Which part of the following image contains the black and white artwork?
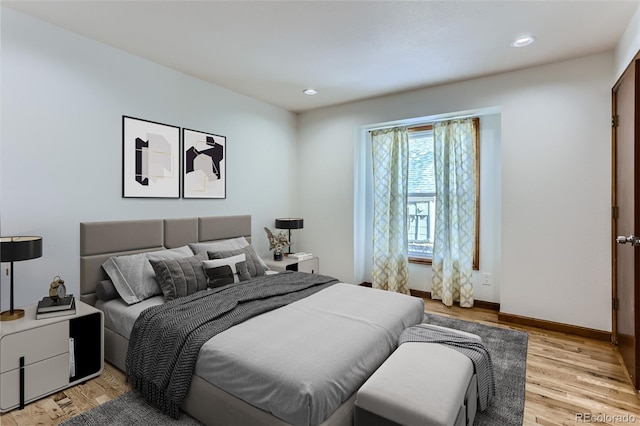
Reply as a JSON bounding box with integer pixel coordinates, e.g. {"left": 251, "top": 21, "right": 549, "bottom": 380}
{"left": 122, "top": 116, "right": 180, "bottom": 198}
{"left": 182, "top": 128, "right": 226, "bottom": 199}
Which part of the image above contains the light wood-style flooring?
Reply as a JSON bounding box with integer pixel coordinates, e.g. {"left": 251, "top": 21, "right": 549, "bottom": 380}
{"left": 2, "top": 298, "right": 640, "bottom": 425}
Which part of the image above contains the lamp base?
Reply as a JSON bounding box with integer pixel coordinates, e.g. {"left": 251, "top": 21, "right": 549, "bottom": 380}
{"left": 0, "top": 309, "right": 25, "bottom": 321}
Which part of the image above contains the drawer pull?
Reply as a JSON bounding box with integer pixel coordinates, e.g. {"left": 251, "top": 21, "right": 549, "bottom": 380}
{"left": 19, "top": 356, "right": 24, "bottom": 410}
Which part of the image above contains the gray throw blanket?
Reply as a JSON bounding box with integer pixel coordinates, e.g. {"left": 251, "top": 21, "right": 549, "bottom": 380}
{"left": 398, "top": 324, "right": 496, "bottom": 411}
{"left": 126, "top": 271, "right": 338, "bottom": 418}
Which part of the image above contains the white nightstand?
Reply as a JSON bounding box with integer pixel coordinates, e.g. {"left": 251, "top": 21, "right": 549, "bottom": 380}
{"left": 0, "top": 300, "right": 104, "bottom": 412}
{"left": 263, "top": 255, "right": 319, "bottom": 274}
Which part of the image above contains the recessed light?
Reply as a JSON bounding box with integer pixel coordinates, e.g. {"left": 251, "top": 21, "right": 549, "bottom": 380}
{"left": 303, "top": 88, "right": 318, "bottom": 95}
{"left": 511, "top": 36, "right": 536, "bottom": 48}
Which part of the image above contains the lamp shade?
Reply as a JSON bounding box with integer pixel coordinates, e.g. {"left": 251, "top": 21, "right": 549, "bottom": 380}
{"left": 1, "top": 236, "right": 43, "bottom": 262}
{"left": 275, "top": 218, "right": 304, "bottom": 230}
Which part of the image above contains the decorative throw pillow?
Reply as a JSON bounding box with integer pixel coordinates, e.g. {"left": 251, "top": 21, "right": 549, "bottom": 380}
{"left": 102, "top": 245, "right": 193, "bottom": 305}
{"left": 149, "top": 253, "right": 208, "bottom": 301}
{"left": 202, "top": 253, "right": 251, "bottom": 288}
{"left": 207, "top": 245, "right": 266, "bottom": 277}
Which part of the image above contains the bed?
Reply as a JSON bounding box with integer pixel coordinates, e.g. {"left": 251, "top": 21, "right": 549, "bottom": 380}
{"left": 79, "top": 215, "right": 424, "bottom": 426}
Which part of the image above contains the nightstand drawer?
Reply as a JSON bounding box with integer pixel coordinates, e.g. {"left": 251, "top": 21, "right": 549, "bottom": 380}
{"left": 0, "top": 353, "right": 69, "bottom": 411}
{"left": 298, "top": 257, "right": 319, "bottom": 274}
{"left": 0, "top": 322, "right": 68, "bottom": 373}
{"left": 263, "top": 256, "right": 319, "bottom": 273}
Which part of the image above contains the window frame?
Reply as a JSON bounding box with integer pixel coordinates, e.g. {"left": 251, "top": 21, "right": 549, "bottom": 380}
{"left": 407, "top": 119, "right": 480, "bottom": 270}
{"left": 407, "top": 125, "right": 436, "bottom": 264}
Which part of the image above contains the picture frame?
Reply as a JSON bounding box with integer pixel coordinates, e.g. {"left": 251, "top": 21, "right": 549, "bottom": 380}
{"left": 182, "top": 128, "right": 226, "bottom": 199}
{"left": 122, "top": 116, "right": 180, "bottom": 198}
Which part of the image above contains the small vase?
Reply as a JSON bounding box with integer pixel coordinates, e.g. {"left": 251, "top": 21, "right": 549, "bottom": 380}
{"left": 274, "top": 251, "right": 283, "bottom": 261}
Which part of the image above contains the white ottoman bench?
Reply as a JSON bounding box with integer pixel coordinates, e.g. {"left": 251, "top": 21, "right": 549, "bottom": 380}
{"left": 354, "top": 325, "right": 481, "bottom": 426}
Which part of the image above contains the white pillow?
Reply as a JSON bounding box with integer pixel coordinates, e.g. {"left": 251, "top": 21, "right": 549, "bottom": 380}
{"left": 202, "top": 253, "right": 251, "bottom": 287}
{"left": 102, "top": 245, "right": 193, "bottom": 305}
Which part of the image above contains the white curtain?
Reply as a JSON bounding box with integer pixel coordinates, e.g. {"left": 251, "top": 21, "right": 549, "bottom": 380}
{"left": 371, "top": 127, "right": 410, "bottom": 295}
{"left": 431, "top": 118, "right": 477, "bottom": 307}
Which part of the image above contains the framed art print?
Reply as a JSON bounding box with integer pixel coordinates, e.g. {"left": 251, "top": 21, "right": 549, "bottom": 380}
{"left": 122, "top": 116, "right": 180, "bottom": 198}
{"left": 182, "top": 128, "right": 226, "bottom": 199}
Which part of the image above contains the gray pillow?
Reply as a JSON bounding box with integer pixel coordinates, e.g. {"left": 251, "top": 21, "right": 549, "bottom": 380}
{"left": 102, "top": 245, "right": 193, "bottom": 305}
{"left": 149, "top": 253, "right": 208, "bottom": 301}
{"left": 202, "top": 253, "right": 251, "bottom": 288}
{"left": 96, "top": 279, "right": 119, "bottom": 301}
{"left": 207, "top": 245, "right": 266, "bottom": 277}
{"left": 190, "top": 237, "right": 269, "bottom": 270}
{"left": 189, "top": 237, "right": 249, "bottom": 255}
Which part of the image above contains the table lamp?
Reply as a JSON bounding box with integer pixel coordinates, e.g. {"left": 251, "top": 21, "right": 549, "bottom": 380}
{"left": 1, "top": 236, "right": 43, "bottom": 321}
{"left": 275, "top": 218, "right": 304, "bottom": 255}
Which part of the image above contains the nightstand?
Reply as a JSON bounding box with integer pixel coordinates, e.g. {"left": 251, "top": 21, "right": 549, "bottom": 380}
{"left": 0, "top": 300, "right": 104, "bottom": 412}
{"left": 263, "top": 256, "right": 319, "bottom": 274}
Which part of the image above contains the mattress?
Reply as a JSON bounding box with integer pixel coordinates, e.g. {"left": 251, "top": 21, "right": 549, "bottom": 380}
{"left": 98, "top": 283, "right": 424, "bottom": 426}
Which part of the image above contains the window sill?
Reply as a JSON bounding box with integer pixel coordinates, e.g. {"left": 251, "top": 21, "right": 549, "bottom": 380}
{"left": 408, "top": 257, "right": 480, "bottom": 271}
{"left": 409, "top": 257, "right": 432, "bottom": 265}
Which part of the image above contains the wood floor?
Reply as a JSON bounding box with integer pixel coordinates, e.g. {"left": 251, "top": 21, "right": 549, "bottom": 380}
{"left": 2, "top": 298, "right": 640, "bottom": 425}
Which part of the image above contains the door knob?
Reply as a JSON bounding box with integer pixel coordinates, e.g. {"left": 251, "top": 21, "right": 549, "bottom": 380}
{"left": 616, "top": 235, "right": 640, "bottom": 246}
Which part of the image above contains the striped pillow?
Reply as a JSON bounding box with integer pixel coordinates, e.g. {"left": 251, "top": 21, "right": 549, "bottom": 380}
{"left": 149, "top": 253, "right": 208, "bottom": 301}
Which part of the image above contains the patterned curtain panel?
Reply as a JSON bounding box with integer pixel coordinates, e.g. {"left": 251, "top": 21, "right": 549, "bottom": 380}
{"left": 431, "top": 118, "right": 477, "bottom": 307}
{"left": 371, "top": 127, "right": 410, "bottom": 295}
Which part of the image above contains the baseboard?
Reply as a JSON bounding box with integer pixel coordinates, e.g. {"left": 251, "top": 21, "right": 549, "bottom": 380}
{"left": 359, "top": 282, "right": 611, "bottom": 341}
{"left": 411, "top": 289, "right": 500, "bottom": 311}
{"left": 358, "top": 282, "right": 500, "bottom": 311}
{"left": 409, "top": 289, "right": 430, "bottom": 299}
{"left": 497, "top": 312, "right": 612, "bottom": 342}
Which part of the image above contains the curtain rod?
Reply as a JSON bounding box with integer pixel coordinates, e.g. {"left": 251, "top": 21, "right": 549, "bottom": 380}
{"left": 368, "top": 114, "right": 478, "bottom": 133}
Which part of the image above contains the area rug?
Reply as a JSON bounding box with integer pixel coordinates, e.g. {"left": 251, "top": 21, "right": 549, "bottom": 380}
{"left": 426, "top": 313, "right": 529, "bottom": 426}
{"left": 60, "top": 391, "right": 204, "bottom": 426}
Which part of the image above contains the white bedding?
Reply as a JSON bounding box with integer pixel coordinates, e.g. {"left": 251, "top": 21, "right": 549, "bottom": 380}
{"left": 97, "top": 295, "right": 163, "bottom": 337}
{"left": 98, "top": 283, "right": 424, "bottom": 426}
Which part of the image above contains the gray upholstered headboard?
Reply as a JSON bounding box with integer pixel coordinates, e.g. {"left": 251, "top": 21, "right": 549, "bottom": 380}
{"left": 79, "top": 215, "right": 251, "bottom": 306}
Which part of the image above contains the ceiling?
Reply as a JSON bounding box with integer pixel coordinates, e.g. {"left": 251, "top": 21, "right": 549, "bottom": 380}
{"left": 4, "top": 1, "right": 638, "bottom": 113}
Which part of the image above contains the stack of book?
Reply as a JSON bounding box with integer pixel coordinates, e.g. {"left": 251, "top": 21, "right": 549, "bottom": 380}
{"left": 36, "top": 295, "right": 76, "bottom": 319}
{"left": 289, "top": 252, "right": 313, "bottom": 260}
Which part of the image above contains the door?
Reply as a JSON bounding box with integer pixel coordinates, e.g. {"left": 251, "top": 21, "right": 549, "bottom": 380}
{"left": 613, "top": 55, "right": 640, "bottom": 391}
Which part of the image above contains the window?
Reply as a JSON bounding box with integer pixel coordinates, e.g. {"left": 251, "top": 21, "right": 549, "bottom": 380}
{"left": 407, "top": 125, "right": 436, "bottom": 263}
{"left": 407, "top": 122, "right": 480, "bottom": 269}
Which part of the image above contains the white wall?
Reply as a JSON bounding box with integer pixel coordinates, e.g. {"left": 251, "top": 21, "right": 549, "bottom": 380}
{"left": 298, "top": 53, "right": 613, "bottom": 331}
{"left": 616, "top": 4, "right": 640, "bottom": 80}
{"left": 0, "top": 8, "right": 298, "bottom": 309}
